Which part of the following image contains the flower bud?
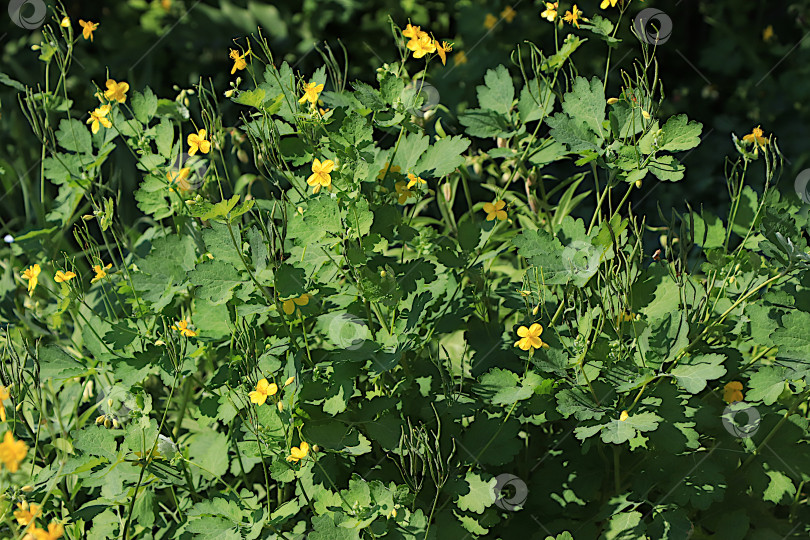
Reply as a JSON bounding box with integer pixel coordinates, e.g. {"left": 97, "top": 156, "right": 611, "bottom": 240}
{"left": 104, "top": 418, "right": 112, "bottom": 429}
{"left": 641, "top": 110, "right": 651, "bottom": 119}
{"left": 607, "top": 97, "right": 619, "bottom": 105}
{"left": 96, "top": 415, "right": 105, "bottom": 425}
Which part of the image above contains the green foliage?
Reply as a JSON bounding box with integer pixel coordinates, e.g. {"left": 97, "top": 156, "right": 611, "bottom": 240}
{"left": 2, "top": 3, "right": 810, "bottom": 540}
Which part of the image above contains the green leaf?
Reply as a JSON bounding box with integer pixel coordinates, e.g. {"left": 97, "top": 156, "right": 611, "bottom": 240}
{"left": 394, "top": 131, "right": 430, "bottom": 174}
{"left": 155, "top": 118, "right": 174, "bottom": 159}
{"left": 649, "top": 155, "right": 685, "bottom": 182}
{"left": 56, "top": 119, "right": 92, "bottom": 154}
{"left": 671, "top": 354, "right": 726, "bottom": 393}
{"left": 189, "top": 260, "right": 242, "bottom": 304}
{"left": 73, "top": 426, "right": 119, "bottom": 461}
{"left": 458, "top": 109, "right": 512, "bottom": 138}
{"left": 415, "top": 136, "right": 471, "bottom": 178}
{"left": 188, "top": 431, "right": 229, "bottom": 478}
{"left": 746, "top": 366, "right": 786, "bottom": 405}
{"left": 132, "top": 88, "right": 158, "bottom": 123}
{"left": 518, "top": 78, "right": 556, "bottom": 123}
{"left": 763, "top": 470, "right": 796, "bottom": 504}
{"left": 233, "top": 88, "right": 266, "bottom": 107}
{"left": 476, "top": 65, "right": 514, "bottom": 115}
{"left": 558, "top": 76, "right": 606, "bottom": 139}
{"left": 660, "top": 114, "right": 703, "bottom": 152}
{"left": 456, "top": 472, "right": 496, "bottom": 514}
{"left": 286, "top": 196, "right": 342, "bottom": 245}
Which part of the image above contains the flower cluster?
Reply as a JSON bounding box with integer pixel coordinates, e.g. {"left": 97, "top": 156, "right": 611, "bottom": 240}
{"left": 403, "top": 23, "right": 452, "bottom": 65}
{"left": 20, "top": 261, "right": 109, "bottom": 296}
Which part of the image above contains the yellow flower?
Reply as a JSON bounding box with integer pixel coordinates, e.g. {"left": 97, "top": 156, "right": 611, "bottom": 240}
{"left": 298, "top": 81, "right": 325, "bottom": 105}
{"left": 763, "top": 25, "right": 774, "bottom": 42}
{"left": 723, "top": 381, "right": 744, "bottom": 404}
{"left": 167, "top": 167, "right": 192, "bottom": 191}
{"left": 103, "top": 79, "right": 129, "bottom": 103}
{"left": 0, "top": 386, "right": 8, "bottom": 423}
{"left": 394, "top": 181, "right": 414, "bottom": 204}
{"left": 284, "top": 376, "right": 295, "bottom": 387}
{"left": 407, "top": 33, "right": 436, "bottom": 59}
{"left": 514, "top": 323, "right": 547, "bottom": 352}
{"left": 90, "top": 263, "right": 112, "bottom": 284}
{"left": 249, "top": 378, "right": 278, "bottom": 406}
{"left": 60, "top": 16, "right": 70, "bottom": 27}
{"left": 600, "top": 0, "right": 618, "bottom": 8}
{"left": 187, "top": 129, "right": 211, "bottom": 156}
{"left": 0, "top": 432, "right": 27, "bottom": 473}
{"left": 406, "top": 173, "right": 426, "bottom": 189}
{"left": 171, "top": 319, "right": 197, "bottom": 337}
{"left": 31, "top": 522, "right": 64, "bottom": 540}
{"left": 501, "top": 6, "right": 517, "bottom": 23}
{"left": 87, "top": 104, "right": 112, "bottom": 134}
{"left": 563, "top": 5, "right": 584, "bottom": 28}
{"left": 619, "top": 410, "right": 629, "bottom": 421}
{"left": 376, "top": 162, "right": 401, "bottom": 180}
{"left": 483, "top": 200, "right": 507, "bottom": 221}
{"left": 229, "top": 48, "right": 248, "bottom": 74}
{"left": 484, "top": 13, "right": 498, "bottom": 29}
{"left": 54, "top": 270, "right": 77, "bottom": 283}
{"left": 78, "top": 20, "right": 98, "bottom": 41}
{"left": 454, "top": 51, "right": 468, "bottom": 66}
{"left": 742, "top": 125, "right": 768, "bottom": 148}
{"left": 307, "top": 158, "right": 335, "bottom": 194}
{"left": 21, "top": 264, "right": 41, "bottom": 294}
{"left": 282, "top": 293, "right": 310, "bottom": 315}
{"left": 402, "top": 23, "right": 425, "bottom": 40}
{"left": 13, "top": 501, "right": 40, "bottom": 526}
{"left": 616, "top": 311, "right": 635, "bottom": 324}
{"left": 434, "top": 40, "right": 453, "bottom": 66}
{"left": 541, "top": 2, "right": 558, "bottom": 22}
{"left": 286, "top": 441, "right": 309, "bottom": 462}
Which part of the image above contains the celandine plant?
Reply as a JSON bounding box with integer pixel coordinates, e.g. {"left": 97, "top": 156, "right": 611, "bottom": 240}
{"left": 1, "top": 1, "right": 810, "bottom": 539}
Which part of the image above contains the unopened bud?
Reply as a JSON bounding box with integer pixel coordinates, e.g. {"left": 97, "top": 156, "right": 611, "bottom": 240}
{"left": 277, "top": 402, "right": 283, "bottom": 412}
{"left": 635, "top": 179, "right": 642, "bottom": 189}
{"left": 104, "top": 418, "right": 112, "bottom": 429}
{"left": 21, "top": 485, "right": 33, "bottom": 492}
{"left": 311, "top": 444, "right": 320, "bottom": 453}
{"left": 82, "top": 214, "right": 95, "bottom": 221}
{"left": 607, "top": 97, "right": 619, "bottom": 105}
{"left": 96, "top": 415, "right": 105, "bottom": 425}
{"left": 112, "top": 418, "right": 120, "bottom": 429}
{"left": 532, "top": 305, "right": 539, "bottom": 315}
{"left": 641, "top": 110, "right": 651, "bottom": 119}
